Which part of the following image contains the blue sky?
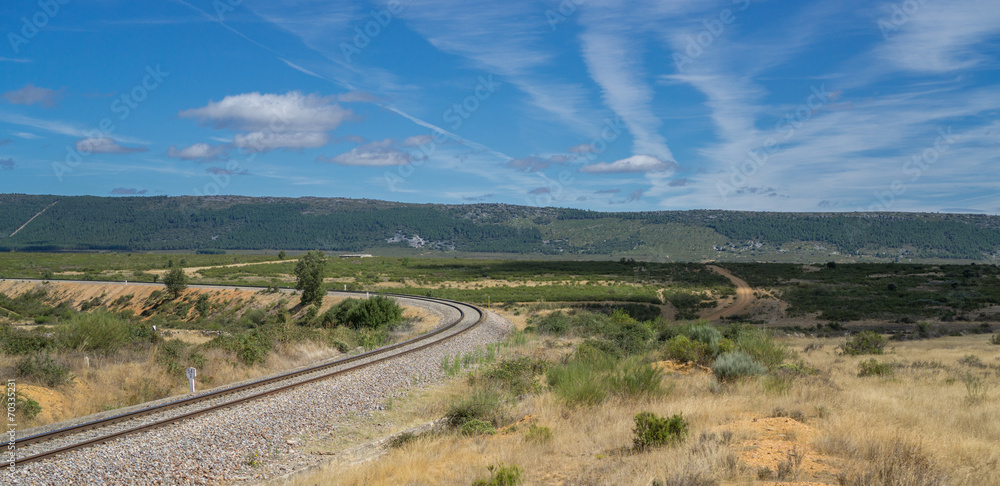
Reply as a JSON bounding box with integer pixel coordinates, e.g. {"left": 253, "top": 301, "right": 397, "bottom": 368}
{"left": 1, "top": 0, "right": 998, "bottom": 213}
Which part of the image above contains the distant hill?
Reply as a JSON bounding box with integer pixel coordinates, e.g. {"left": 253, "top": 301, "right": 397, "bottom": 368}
{"left": 1, "top": 194, "right": 999, "bottom": 262}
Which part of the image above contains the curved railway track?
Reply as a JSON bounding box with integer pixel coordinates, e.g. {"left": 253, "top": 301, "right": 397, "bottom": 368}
{"left": 8, "top": 282, "right": 485, "bottom": 468}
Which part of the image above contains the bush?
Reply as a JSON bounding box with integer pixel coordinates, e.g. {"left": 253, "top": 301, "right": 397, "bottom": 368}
{"left": 331, "top": 296, "right": 403, "bottom": 330}
{"left": 664, "top": 335, "right": 702, "bottom": 364}
{"left": 857, "top": 359, "right": 895, "bottom": 377}
{"left": 712, "top": 351, "right": 767, "bottom": 381}
{"left": 459, "top": 419, "right": 497, "bottom": 436}
{"left": 990, "top": 333, "right": 1000, "bottom": 345}
{"left": 16, "top": 353, "right": 72, "bottom": 387}
{"left": 686, "top": 324, "right": 722, "bottom": 353}
{"left": 525, "top": 424, "right": 552, "bottom": 443}
{"left": 209, "top": 329, "right": 273, "bottom": 365}
{"left": 15, "top": 393, "right": 42, "bottom": 420}
{"left": 633, "top": 411, "right": 688, "bottom": 451}
{"left": 609, "top": 357, "right": 665, "bottom": 399}
{"left": 57, "top": 310, "right": 158, "bottom": 353}
{"left": 733, "top": 327, "right": 792, "bottom": 368}
{"left": 471, "top": 464, "right": 523, "bottom": 486}
{"left": 602, "top": 317, "right": 653, "bottom": 355}
{"left": 478, "top": 357, "right": 546, "bottom": 396}
{"left": 330, "top": 339, "right": 349, "bottom": 353}
{"left": 446, "top": 389, "right": 504, "bottom": 428}
{"left": 546, "top": 359, "right": 608, "bottom": 406}
{"left": 0, "top": 323, "right": 53, "bottom": 355}
{"left": 841, "top": 331, "right": 888, "bottom": 356}
{"left": 546, "top": 344, "right": 617, "bottom": 406}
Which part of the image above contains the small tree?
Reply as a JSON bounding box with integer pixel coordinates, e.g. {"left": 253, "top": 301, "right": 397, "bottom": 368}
{"left": 278, "top": 250, "right": 287, "bottom": 260}
{"left": 294, "top": 250, "right": 326, "bottom": 306}
{"left": 163, "top": 267, "right": 187, "bottom": 299}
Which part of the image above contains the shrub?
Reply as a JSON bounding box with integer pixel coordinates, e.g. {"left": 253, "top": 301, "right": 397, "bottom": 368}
{"left": 841, "top": 331, "right": 888, "bottom": 356}
{"left": 525, "top": 424, "right": 552, "bottom": 443}
{"left": 0, "top": 324, "right": 53, "bottom": 355}
{"left": 478, "top": 357, "right": 546, "bottom": 396}
{"left": 459, "top": 419, "right": 497, "bottom": 436}
{"left": 546, "top": 359, "right": 608, "bottom": 406}
{"left": 991, "top": 333, "right": 1000, "bottom": 345}
{"left": 545, "top": 344, "right": 617, "bottom": 406}
{"left": 664, "top": 335, "right": 701, "bottom": 363}
{"left": 16, "top": 354, "right": 72, "bottom": 387}
{"left": 332, "top": 296, "right": 403, "bottom": 330}
{"left": 609, "top": 357, "right": 665, "bottom": 399}
{"left": 388, "top": 432, "right": 417, "bottom": 448}
{"left": 471, "top": 464, "right": 523, "bottom": 486}
{"left": 330, "top": 339, "right": 349, "bottom": 353}
{"left": 446, "top": 389, "right": 504, "bottom": 428}
{"left": 712, "top": 351, "right": 766, "bottom": 381}
{"left": 686, "top": 324, "right": 722, "bottom": 353}
{"left": 857, "top": 359, "right": 895, "bottom": 377}
{"left": 57, "top": 310, "right": 156, "bottom": 353}
{"left": 534, "top": 311, "right": 572, "bottom": 335}
{"left": 15, "top": 393, "right": 42, "bottom": 420}
{"left": 964, "top": 373, "right": 988, "bottom": 404}
{"left": 633, "top": 411, "right": 688, "bottom": 451}
{"left": 733, "top": 327, "right": 792, "bottom": 368}
{"left": 602, "top": 318, "right": 653, "bottom": 355}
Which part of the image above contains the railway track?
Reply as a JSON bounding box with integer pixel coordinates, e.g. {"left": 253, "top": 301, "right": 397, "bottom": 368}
{"left": 10, "top": 287, "right": 484, "bottom": 467}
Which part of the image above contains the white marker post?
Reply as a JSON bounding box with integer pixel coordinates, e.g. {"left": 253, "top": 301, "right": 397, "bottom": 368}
{"left": 186, "top": 367, "right": 197, "bottom": 394}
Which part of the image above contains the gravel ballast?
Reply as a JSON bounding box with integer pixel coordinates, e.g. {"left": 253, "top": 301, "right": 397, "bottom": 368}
{"left": 10, "top": 309, "right": 512, "bottom": 485}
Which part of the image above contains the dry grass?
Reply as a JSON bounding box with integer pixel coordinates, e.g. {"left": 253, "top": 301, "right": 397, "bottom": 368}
{"left": 283, "top": 334, "right": 1000, "bottom": 486}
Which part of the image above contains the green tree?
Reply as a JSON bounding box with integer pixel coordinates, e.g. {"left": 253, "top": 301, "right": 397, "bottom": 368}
{"left": 294, "top": 251, "right": 326, "bottom": 306}
{"left": 163, "top": 267, "right": 187, "bottom": 299}
{"left": 278, "top": 250, "right": 287, "bottom": 260}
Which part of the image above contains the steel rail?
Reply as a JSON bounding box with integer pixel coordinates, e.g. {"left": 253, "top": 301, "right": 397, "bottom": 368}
{"left": 12, "top": 287, "right": 485, "bottom": 466}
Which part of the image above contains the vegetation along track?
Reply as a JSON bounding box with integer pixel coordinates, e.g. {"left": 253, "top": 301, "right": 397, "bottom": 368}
{"left": 8, "top": 280, "right": 485, "bottom": 467}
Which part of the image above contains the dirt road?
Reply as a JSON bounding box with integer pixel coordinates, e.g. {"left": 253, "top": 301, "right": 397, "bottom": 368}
{"left": 147, "top": 258, "right": 298, "bottom": 277}
{"left": 702, "top": 265, "right": 755, "bottom": 320}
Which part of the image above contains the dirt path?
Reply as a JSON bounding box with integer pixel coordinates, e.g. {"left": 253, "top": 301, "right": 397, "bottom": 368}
{"left": 147, "top": 258, "right": 298, "bottom": 277}
{"left": 702, "top": 264, "right": 755, "bottom": 320}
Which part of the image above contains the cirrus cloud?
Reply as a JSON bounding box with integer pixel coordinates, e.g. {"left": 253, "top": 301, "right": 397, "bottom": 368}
{"left": 579, "top": 154, "right": 676, "bottom": 174}
{"left": 75, "top": 137, "right": 147, "bottom": 154}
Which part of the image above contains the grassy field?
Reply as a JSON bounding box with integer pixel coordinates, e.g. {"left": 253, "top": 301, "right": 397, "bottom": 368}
{"left": 287, "top": 311, "right": 1000, "bottom": 486}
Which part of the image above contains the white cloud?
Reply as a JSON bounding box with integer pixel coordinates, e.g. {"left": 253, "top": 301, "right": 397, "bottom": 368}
{"left": 178, "top": 92, "right": 352, "bottom": 132}
{"left": 581, "top": 155, "right": 676, "bottom": 174}
{"left": 402, "top": 135, "right": 433, "bottom": 147}
{"left": 579, "top": 8, "right": 675, "bottom": 163}
{"left": 75, "top": 137, "right": 147, "bottom": 154}
{"left": 317, "top": 139, "right": 412, "bottom": 166}
{"left": 2, "top": 84, "right": 64, "bottom": 108}
{"left": 234, "top": 131, "right": 329, "bottom": 153}
{"left": 874, "top": 0, "right": 1000, "bottom": 73}
{"left": 167, "top": 143, "right": 228, "bottom": 161}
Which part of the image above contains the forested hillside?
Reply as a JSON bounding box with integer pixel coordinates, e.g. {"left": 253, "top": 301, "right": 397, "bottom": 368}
{"left": 1, "top": 194, "right": 999, "bottom": 261}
